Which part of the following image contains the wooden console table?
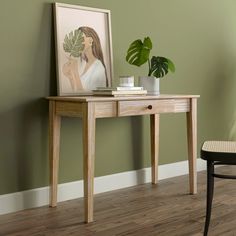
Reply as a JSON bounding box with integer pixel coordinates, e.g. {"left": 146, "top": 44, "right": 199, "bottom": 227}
{"left": 47, "top": 94, "right": 199, "bottom": 223}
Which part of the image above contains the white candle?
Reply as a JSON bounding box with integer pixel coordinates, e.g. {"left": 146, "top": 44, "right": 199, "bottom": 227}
{"left": 119, "top": 76, "right": 134, "bottom": 87}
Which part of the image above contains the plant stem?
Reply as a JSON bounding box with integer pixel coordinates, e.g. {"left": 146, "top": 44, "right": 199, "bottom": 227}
{"left": 148, "top": 59, "right": 151, "bottom": 76}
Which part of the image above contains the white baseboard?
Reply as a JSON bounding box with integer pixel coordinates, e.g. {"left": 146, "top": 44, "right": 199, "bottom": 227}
{"left": 0, "top": 159, "right": 206, "bottom": 215}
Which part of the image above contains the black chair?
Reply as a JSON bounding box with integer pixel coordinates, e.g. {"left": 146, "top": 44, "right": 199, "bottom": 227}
{"left": 201, "top": 141, "right": 236, "bottom": 236}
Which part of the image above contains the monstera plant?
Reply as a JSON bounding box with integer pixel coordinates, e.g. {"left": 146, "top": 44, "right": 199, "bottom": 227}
{"left": 126, "top": 37, "right": 175, "bottom": 78}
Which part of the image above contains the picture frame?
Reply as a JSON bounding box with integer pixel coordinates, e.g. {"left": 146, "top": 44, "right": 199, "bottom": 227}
{"left": 54, "top": 3, "right": 114, "bottom": 96}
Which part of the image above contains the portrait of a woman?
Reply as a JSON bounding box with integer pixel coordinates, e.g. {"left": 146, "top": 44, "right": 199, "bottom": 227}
{"left": 62, "top": 26, "right": 108, "bottom": 91}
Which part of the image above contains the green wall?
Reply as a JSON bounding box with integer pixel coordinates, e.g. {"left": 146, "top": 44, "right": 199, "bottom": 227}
{"left": 1, "top": 0, "right": 236, "bottom": 195}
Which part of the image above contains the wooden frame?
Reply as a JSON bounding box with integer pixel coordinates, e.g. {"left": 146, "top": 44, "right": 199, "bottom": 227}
{"left": 54, "top": 3, "right": 113, "bottom": 96}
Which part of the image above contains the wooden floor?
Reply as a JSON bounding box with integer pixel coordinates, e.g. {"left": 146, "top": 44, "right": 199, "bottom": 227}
{"left": 1, "top": 167, "right": 236, "bottom": 236}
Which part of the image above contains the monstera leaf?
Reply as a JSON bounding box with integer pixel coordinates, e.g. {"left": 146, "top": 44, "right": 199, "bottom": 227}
{"left": 149, "top": 56, "right": 175, "bottom": 78}
{"left": 126, "top": 37, "right": 152, "bottom": 66}
{"left": 63, "top": 29, "right": 84, "bottom": 57}
{"left": 126, "top": 36, "right": 175, "bottom": 78}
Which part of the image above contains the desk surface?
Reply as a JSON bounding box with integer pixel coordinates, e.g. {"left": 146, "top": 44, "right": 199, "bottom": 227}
{"left": 47, "top": 94, "right": 200, "bottom": 102}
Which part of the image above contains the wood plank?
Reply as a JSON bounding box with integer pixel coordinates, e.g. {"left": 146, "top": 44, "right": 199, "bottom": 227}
{"left": 94, "top": 101, "right": 117, "bottom": 118}
{"left": 186, "top": 98, "right": 197, "bottom": 194}
{"left": 49, "top": 101, "right": 61, "bottom": 207}
{"left": 55, "top": 101, "right": 83, "bottom": 117}
{"left": 174, "top": 98, "right": 190, "bottom": 112}
{"left": 150, "top": 114, "right": 160, "bottom": 184}
{"left": 1, "top": 167, "right": 236, "bottom": 235}
{"left": 47, "top": 94, "right": 200, "bottom": 102}
{"left": 82, "top": 103, "right": 96, "bottom": 223}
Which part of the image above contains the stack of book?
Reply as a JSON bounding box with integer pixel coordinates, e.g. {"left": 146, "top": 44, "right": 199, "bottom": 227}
{"left": 93, "top": 86, "right": 147, "bottom": 97}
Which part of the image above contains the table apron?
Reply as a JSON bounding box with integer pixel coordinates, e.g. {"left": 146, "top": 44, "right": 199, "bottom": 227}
{"left": 54, "top": 98, "right": 191, "bottom": 118}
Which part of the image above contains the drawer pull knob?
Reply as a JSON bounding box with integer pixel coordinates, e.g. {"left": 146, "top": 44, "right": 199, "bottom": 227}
{"left": 147, "top": 105, "right": 152, "bottom": 110}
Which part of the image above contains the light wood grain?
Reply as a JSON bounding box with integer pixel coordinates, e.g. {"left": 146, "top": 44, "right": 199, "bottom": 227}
{"left": 117, "top": 99, "right": 190, "bottom": 117}
{"left": 150, "top": 114, "right": 160, "bottom": 184}
{"left": 186, "top": 98, "right": 197, "bottom": 194}
{"left": 94, "top": 101, "right": 117, "bottom": 118}
{"left": 55, "top": 101, "right": 83, "bottom": 117}
{"left": 47, "top": 94, "right": 200, "bottom": 102}
{"left": 82, "top": 103, "right": 96, "bottom": 223}
{"left": 174, "top": 98, "right": 190, "bottom": 112}
{"left": 49, "top": 101, "right": 61, "bottom": 207}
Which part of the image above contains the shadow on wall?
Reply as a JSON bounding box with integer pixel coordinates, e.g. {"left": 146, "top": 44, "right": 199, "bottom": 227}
{"left": 17, "top": 99, "right": 49, "bottom": 208}
{"left": 229, "top": 110, "right": 236, "bottom": 140}
{"left": 30, "top": 2, "right": 57, "bottom": 97}
{"left": 49, "top": 3, "right": 57, "bottom": 96}
{"left": 14, "top": 3, "right": 58, "bottom": 194}
{"left": 0, "top": 99, "right": 48, "bottom": 195}
{"left": 42, "top": 3, "right": 57, "bottom": 96}
{"left": 0, "top": 3, "right": 57, "bottom": 197}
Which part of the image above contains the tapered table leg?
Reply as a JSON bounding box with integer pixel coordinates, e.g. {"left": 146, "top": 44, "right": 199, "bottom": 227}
{"left": 83, "top": 103, "right": 96, "bottom": 223}
{"left": 49, "top": 101, "right": 61, "bottom": 207}
{"left": 150, "top": 114, "right": 160, "bottom": 184}
{"left": 186, "top": 98, "right": 197, "bottom": 194}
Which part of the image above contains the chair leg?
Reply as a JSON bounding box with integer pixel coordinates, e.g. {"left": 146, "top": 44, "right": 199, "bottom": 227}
{"left": 204, "top": 161, "right": 215, "bottom": 236}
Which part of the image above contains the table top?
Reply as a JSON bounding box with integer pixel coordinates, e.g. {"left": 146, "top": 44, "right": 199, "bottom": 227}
{"left": 47, "top": 94, "right": 200, "bottom": 102}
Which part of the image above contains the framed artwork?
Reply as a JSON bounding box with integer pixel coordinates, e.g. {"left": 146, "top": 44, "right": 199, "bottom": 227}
{"left": 54, "top": 3, "right": 113, "bottom": 96}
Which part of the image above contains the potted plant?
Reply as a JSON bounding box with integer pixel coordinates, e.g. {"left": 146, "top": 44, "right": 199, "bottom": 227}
{"left": 126, "top": 36, "right": 175, "bottom": 95}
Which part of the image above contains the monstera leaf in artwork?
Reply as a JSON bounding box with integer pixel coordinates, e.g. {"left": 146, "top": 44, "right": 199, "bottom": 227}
{"left": 63, "top": 29, "right": 84, "bottom": 57}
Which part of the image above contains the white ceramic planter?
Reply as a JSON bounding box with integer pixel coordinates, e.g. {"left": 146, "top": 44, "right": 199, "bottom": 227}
{"left": 139, "top": 76, "right": 160, "bottom": 95}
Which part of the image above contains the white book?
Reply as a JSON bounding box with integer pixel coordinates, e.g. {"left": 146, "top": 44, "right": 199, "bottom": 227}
{"left": 96, "top": 86, "right": 143, "bottom": 91}
{"left": 93, "top": 89, "right": 147, "bottom": 96}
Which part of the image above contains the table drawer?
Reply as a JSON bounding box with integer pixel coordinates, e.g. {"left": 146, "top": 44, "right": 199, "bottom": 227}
{"left": 117, "top": 99, "right": 190, "bottom": 116}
